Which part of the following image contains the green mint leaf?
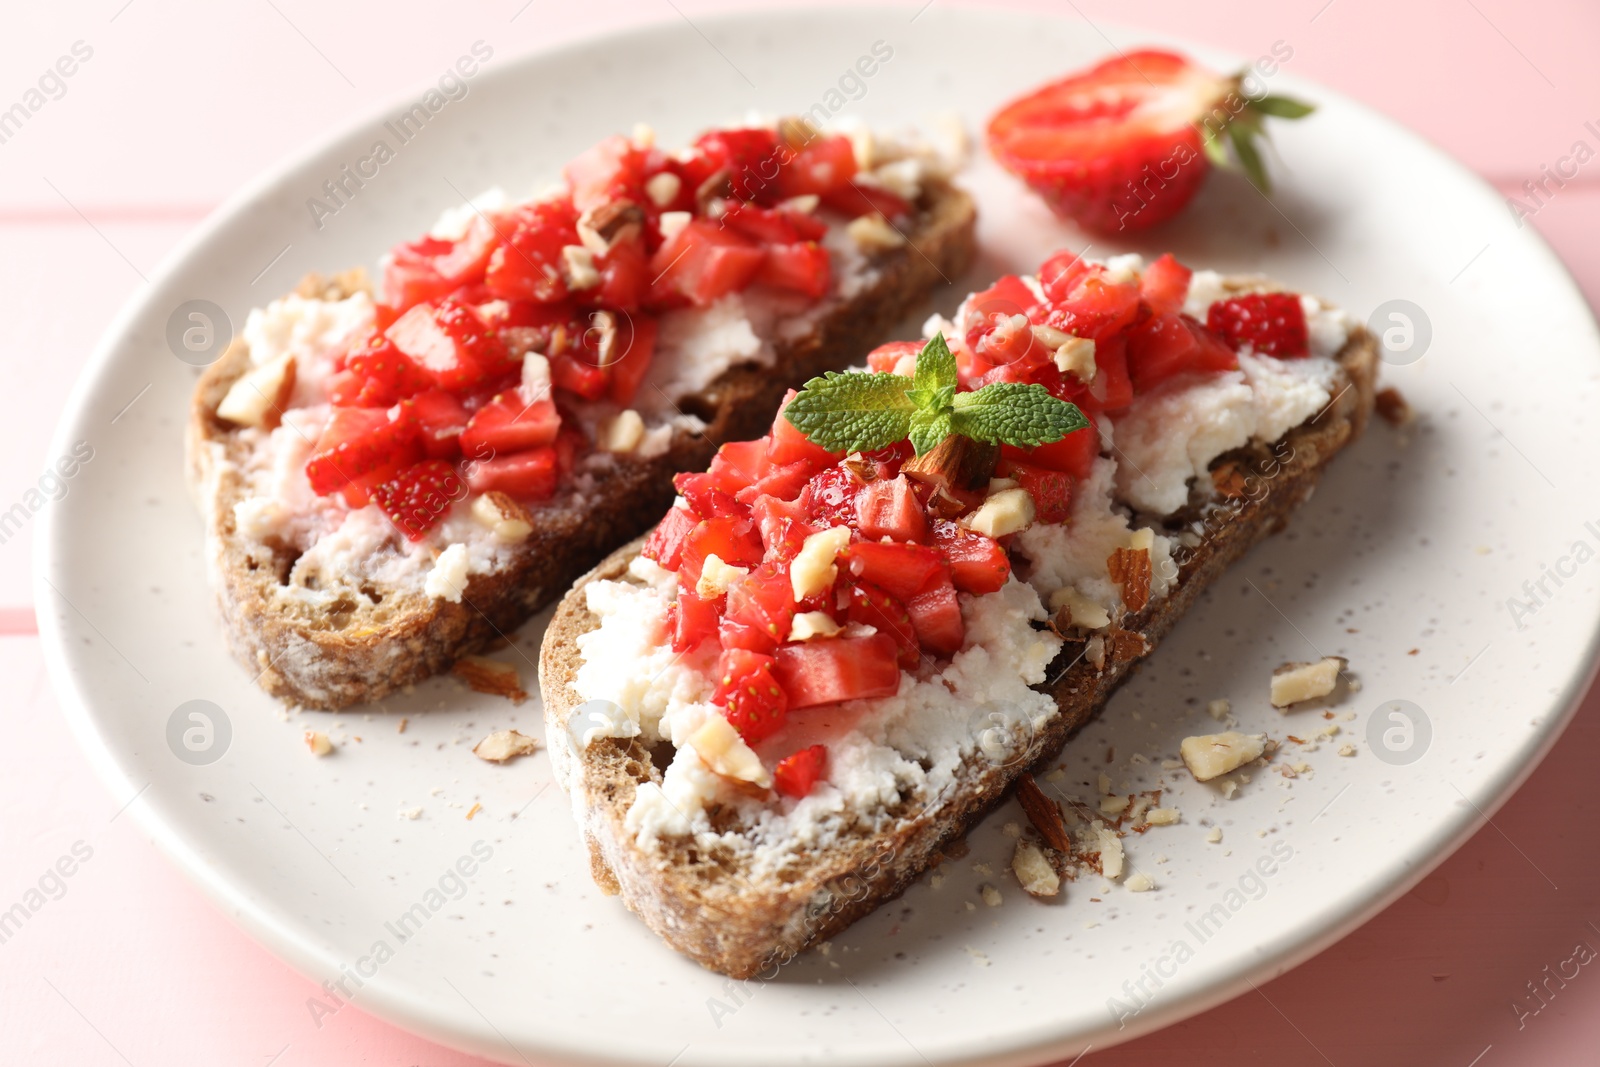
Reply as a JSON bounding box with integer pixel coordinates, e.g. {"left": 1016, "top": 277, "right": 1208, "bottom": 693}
{"left": 950, "top": 382, "right": 1088, "bottom": 447}
{"left": 783, "top": 371, "right": 915, "bottom": 452}
{"left": 1249, "top": 94, "right": 1315, "bottom": 119}
{"left": 912, "top": 332, "right": 957, "bottom": 401}
{"left": 908, "top": 409, "right": 952, "bottom": 457}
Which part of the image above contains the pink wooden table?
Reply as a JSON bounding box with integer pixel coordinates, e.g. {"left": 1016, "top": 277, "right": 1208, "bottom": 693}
{"left": 4, "top": 1, "right": 1598, "bottom": 1063}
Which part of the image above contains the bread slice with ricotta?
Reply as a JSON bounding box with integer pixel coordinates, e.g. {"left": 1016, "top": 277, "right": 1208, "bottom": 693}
{"left": 186, "top": 125, "right": 976, "bottom": 710}
{"left": 539, "top": 260, "right": 1378, "bottom": 979}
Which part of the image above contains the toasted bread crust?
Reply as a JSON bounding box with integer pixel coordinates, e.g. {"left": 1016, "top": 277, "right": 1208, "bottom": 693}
{"left": 186, "top": 182, "right": 976, "bottom": 709}
{"left": 539, "top": 302, "right": 1379, "bottom": 979}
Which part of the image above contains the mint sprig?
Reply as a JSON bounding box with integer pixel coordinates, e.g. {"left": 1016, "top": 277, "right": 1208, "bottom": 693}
{"left": 783, "top": 333, "right": 1088, "bottom": 455}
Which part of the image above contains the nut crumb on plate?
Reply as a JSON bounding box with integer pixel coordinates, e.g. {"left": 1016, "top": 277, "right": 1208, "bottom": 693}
{"left": 1180, "top": 731, "right": 1267, "bottom": 782}
{"left": 473, "top": 729, "right": 541, "bottom": 763}
{"left": 303, "top": 730, "right": 333, "bottom": 757}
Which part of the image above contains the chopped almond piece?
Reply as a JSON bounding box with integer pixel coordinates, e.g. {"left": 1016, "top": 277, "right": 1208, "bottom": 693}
{"left": 1107, "top": 546, "right": 1152, "bottom": 613}
{"left": 454, "top": 656, "right": 528, "bottom": 704}
{"left": 1012, "top": 841, "right": 1060, "bottom": 897}
{"left": 1180, "top": 731, "right": 1267, "bottom": 782}
{"left": 473, "top": 729, "right": 540, "bottom": 763}
{"left": 1270, "top": 656, "right": 1345, "bottom": 708}
{"left": 304, "top": 729, "right": 333, "bottom": 757}
{"left": 1016, "top": 773, "right": 1073, "bottom": 853}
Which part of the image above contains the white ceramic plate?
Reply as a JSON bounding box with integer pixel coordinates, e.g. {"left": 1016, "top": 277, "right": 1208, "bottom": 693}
{"left": 39, "top": 7, "right": 1600, "bottom": 1066}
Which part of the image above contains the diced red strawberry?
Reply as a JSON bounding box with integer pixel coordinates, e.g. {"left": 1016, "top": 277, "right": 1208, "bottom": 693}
{"left": 1206, "top": 292, "right": 1310, "bottom": 358}
{"left": 854, "top": 475, "right": 929, "bottom": 543}
{"left": 865, "top": 340, "right": 923, "bottom": 375}
{"left": 1033, "top": 261, "right": 1141, "bottom": 342}
{"left": 1126, "top": 312, "right": 1239, "bottom": 390}
{"left": 382, "top": 218, "right": 499, "bottom": 311}
{"left": 1090, "top": 333, "right": 1134, "bottom": 410}
{"left": 409, "top": 389, "right": 472, "bottom": 459}
{"left": 305, "top": 405, "right": 421, "bottom": 496}
{"left": 549, "top": 350, "right": 609, "bottom": 401}
{"left": 1000, "top": 458, "right": 1073, "bottom": 524}
{"left": 679, "top": 516, "right": 764, "bottom": 586}
{"left": 904, "top": 569, "right": 964, "bottom": 657}
{"left": 713, "top": 648, "right": 788, "bottom": 743}
{"left": 772, "top": 634, "right": 901, "bottom": 709}
{"left": 839, "top": 541, "right": 944, "bottom": 602}
{"left": 817, "top": 182, "right": 912, "bottom": 222}
{"left": 768, "top": 396, "right": 840, "bottom": 467}
{"left": 695, "top": 128, "right": 785, "bottom": 203}
{"left": 565, "top": 134, "right": 647, "bottom": 213}
{"left": 1010, "top": 418, "right": 1099, "bottom": 481}
{"left": 801, "top": 465, "right": 865, "bottom": 527}
{"left": 673, "top": 472, "right": 746, "bottom": 520}
{"left": 734, "top": 460, "right": 817, "bottom": 505}
{"left": 845, "top": 581, "right": 921, "bottom": 669}
{"left": 963, "top": 275, "right": 1042, "bottom": 367}
{"left": 593, "top": 238, "right": 649, "bottom": 313}
{"left": 719, "top": 200, "right": 828, "bottom": 244}
{"left": 755, "top": 242, "right": 831, "bottom": 299}
{"left": 671, "top": 588, "right": 720, "bottom": 653}
{"left": 775, "top": 134, "right": 858, "bottom": 198}
{"left": 1141, "top": 253, "right": 1192, "bottom": 317}
{"left": 706, "top": 438, "right": 771, "bottom": 496}
{"left": 467, "top": 447, "right": 559, "bottom": 501}
{"left": 643, "top": 505, "right": 699, "bottom": 571}
{"left": 748, "top": 494, "right": 818, "bottom": 562}
{"left": 459, "top": 393, "right": 561, "bottom": 459}
{"left": 722, "top": 563, "right": 796, "bottom": 655}
{"left": 371, "top": 460, "right": 465, "bottom": 541}
{"left": 648, "top": 218, "right": 766, "bottom": 307}
{"left": 931, "top": 521, "right": 1010, "bottom": 595}
{"left": 343, "top": 335, "right": 434, "bottom": 405}
{"left": 386, "top": 300, "right": 508, "bottom": 393}
{"left": 484, "top": 200, "right": 580, "bottom": 303}
{"left": 774, "top": 744, "right": 828, "bottom": 798}
{"left": 606, "top": 314, "right": 658, "bottom": 406}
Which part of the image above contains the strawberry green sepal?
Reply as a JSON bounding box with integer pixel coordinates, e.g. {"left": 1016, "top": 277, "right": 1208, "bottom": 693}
{"left": 783, "top": 333, "right": 1087, "bottom": 456}
{"left": 1196, "top": 76, "right": 1316, "bottom": 194}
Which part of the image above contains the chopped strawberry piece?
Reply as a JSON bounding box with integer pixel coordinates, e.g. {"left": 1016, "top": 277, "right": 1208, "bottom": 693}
{"left": 1126, "top": 312, "right": 1239, "bottom": 390}
{"left": 594, "top": 238, "right": 649, "bottom": 313}
{"left": 801, "top": 465, "right": 866, "bottom": 527}
{"left": 1089, "top": 333, "right": 1134, "bottom": 410}
{"left": 719, "top": 200, "right": 828, "bottom": 244}
{"left": 772, "top": 634, "right": 901, "bottom": 709}
{"left": 605, "top": 314, "right": 658, "bottom": 406}
{"left": 643, "top": 505, "right": 699, "bottom": 571}
{"left": 767, "top": 395, "right": 840, "bottom": 468}
{"left": 755, "top": 242, "right": 831, "bottom": 299}
{"left": 846, "top": 581, "right": 921, "bottom": 669}
{"left": 713, "top": 648, "right": 788, "bottom": 743}
{"left": 648, "top": 218, "right": 766, "bottom": 307}
{"left": 774, "top": 745, "right": 828, "bottom": 798}
{"left": 371, "top": 460, "right": 465, "bottom": 541}
{"left": 484, "top": 201, "right": 580, "bottom": 304}
{"left": 679, "top": 516, "right": 764, "bottom": 586}
{"left": 1206, "top": 292, "right": 1310, "bottom": 358}
{"left": 565, "top": 134, "right": 647, "bottom": 213}
{"left": 854, "top": 475, "right": 929, "bottom": 543}
{"left": 305, "top": 405, "right": 421, "bottom": 496}
{"left": 706, "top": 438, "right": 771, "bottom": 495}
{"left": 549, "top": 350, "right": 610, "bottom": 401}
{"left": 344, "top": 335, "right": 434, "bottom": 405}
{"left": 386, "top": 300, "right": 508, "bottom": 393}
{"left": 931, "top": 521, "right": 1010, "bottom": 595}
{"left": 748, "top": 494, "right": 818, "bottom": 562}
{"left": 409, "top": 389, "right": 472, "bottom": 459}
{"left": 734, "top": 459, "right": 817, "bottom": 505}
{"left": 1140, "top": 253, "right": 1192, "bottom": 317}
{"left": 817, "top": 182, "right": 912, "bottom": 222}
{"left": 722, "top": 562, "right": 796, "bottom": 655}
{"left": 1009, "top": 417, "right": 1099, "bottom": 481}
{"left": 383, "top": 218, "right": 499, "bottom": 311}
{"left": 865, "top": 340, "right": 924, "bottom": 375}
{"left": 695, "top": 128, "right": 785, "bottom": 203}
{"left": 673, "top": 472, "right": 747, "bottom": 520}
{"left": 466, "top": 447, "right": 559, "bottom": 501}
{"left": 1033, "top": 261, "right": 1141, "bottom": 343}
{"left": 839, "top": 541, "right": 944, "bottom": 602}
{"left": 904, "top": 569, "right": 964, "bottom": 657}
{"left": 776, "top": 133, "right": 859, "bottom": 198}
{"left": 999, "top": 459, "right": 1073, "bottom": 524}
{"left": 459, "top": 393, "right": 561, "bottom": 459}
{"left": 671, "top": 588, "right": 720, "bottom": 653}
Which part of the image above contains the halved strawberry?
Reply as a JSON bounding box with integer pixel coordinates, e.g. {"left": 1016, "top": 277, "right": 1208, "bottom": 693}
{"left": 371, "top": 459, "right": 465, "bottom": 541}
{"left": 987, "top": 50, "right": 1313, "bottom": 232}
{"left": 773, "top": 745, "right": 828, "bottom": 799}
{"left": 1206, "top": 292, "right": 1310, "bottom": 357}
